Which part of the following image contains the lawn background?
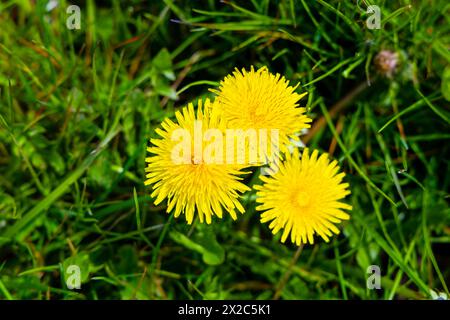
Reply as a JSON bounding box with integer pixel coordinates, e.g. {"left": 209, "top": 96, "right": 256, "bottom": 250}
{"left": 0, "top": 0, "right": 449, "bottom": 300}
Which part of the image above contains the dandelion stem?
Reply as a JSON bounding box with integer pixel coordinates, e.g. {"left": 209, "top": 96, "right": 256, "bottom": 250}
{"left": 273, "top": 245, "right": 304, "bottom": 300}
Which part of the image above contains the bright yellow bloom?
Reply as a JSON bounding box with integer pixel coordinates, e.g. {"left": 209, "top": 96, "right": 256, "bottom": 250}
{"left": 254, "top": 148, "right": 351, "bottom": 245}
{"left": 212, "top": 66, "right": 312, "bottom": 159}
{"left": 145, "top": 99, "right": 250, "bottom": 224}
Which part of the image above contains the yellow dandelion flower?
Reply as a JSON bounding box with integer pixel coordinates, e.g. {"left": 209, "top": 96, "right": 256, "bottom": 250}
{"left": 254, "top": 148, "right": 352, "bottom": 245}
{"left": 145, "top": 99, "right": 250, "bottom": 224}
{"left": 211, "top": 66, "right": 312, "bottom": 159}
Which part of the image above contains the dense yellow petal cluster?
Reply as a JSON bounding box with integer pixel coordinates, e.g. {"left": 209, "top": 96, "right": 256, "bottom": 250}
{"left": 145, "top": 99, "right": 250, "bottom": 224}
{"left": 254, "top": 148, "right": 351, "bottom": 245}
{"left": 212, "top": 66, "right": 312, "bottom": 158}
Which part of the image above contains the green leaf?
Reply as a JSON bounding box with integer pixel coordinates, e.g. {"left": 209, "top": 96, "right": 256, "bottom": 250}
{"left": 170, "top": 228, "right": 225, "bottom": 266}
{"left": 196, "top": 227, "right": 225, "bottom": 266}
{"left": 152, "top": 48, "right": 175, "bottom": 80}
{"left": 441, "top": 65, "right": 450, "bottom": 101}
{"left": 154, "top": 82, "right": 177, "bottom": 100}
{"left": 48, "top": 149, "right": 66, "bottom": 175}
{"left": 0, "top": 192, "right": 17, "bottom": 219}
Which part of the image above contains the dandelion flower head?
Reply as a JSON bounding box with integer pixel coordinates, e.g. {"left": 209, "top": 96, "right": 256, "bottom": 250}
{"left": 212, "top": 66, "right": 312, "bottom": 159}
{"left": 254, "top": 148, "right": 351, "bottom": 245}
{"left": 145, "top": 99, "right": 250, "bottom": 224}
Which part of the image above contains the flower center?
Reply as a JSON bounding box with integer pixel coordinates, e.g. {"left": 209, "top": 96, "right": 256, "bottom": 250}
{"left": 248, "top": 105, "right": 266, "bottom": 125}
{"left": 296, "top": 191, "right": 310, "bottom": 207}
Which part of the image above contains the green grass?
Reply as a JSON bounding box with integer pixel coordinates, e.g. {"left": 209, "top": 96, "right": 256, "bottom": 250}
{"left": 0, "top": 0, "right": 449, "bottom": 300}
